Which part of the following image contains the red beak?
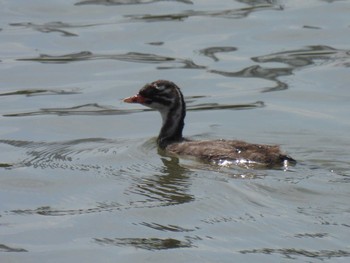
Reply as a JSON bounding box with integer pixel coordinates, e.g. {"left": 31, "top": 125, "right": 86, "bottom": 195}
{"left": 123, "top": 94, "right": 146, "bottom": 104}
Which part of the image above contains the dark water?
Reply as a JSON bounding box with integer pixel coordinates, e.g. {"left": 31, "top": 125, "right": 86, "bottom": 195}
{"left": 1, "top": 0, "right": 350, "bottom": 262}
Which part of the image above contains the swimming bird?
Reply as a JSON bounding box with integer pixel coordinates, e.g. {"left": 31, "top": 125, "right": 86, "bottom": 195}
{"left": 123, "top": 80, "right": 295, "bottom": 167}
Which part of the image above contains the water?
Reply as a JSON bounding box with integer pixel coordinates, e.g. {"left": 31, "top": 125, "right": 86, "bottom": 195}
{"left": 1, "top": 0, "right": 350, "bottom": 262}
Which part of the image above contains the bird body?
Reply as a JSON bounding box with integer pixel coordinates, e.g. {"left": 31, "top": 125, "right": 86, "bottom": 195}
{"left": 124, "top": 80, "right": 295, "bottom": 167}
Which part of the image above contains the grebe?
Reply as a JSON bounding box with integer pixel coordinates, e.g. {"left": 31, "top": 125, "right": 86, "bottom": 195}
{"left": 123, "top": 80, "right": 295, "bottom": 167}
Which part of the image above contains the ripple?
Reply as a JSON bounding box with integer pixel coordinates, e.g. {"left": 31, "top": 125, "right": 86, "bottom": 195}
{"left": 239, "top": 248, "right": 350, "bottom": 260}
{"left": 17, "top": 51, "right": 205, "bottom": 69}
{"left": 125, "top": 4, "right": 282, "bottom": 22}
{"left": 0, "top": 163, "right": 12, "bottom": 168}
{"left": 0, "top": 88, "right": 80, "bottom": 97}
{"left": 1, "top": 137, "right": 196, "bottom": 212}
{"left": 209, "top": 45, "right": 350, "bottom": 92}
{"left": 9, "top": 194, "right": 178, "bottom": 215}
{"left": 0, "top": 138, "right": 128, "bottom": 171}
{"left": 4, "top": 98, "right": 263, "bottom": 117}
{"left": 188, "top": 100, "right": 264, "bottom": 111}
{"left": 201, "top": 212, "right": 258, "bottom": 225}
{"left": 8, "top": 199, "right": 179, "bottom": 216}
{"left": 198, "top": 46, "right": 237, "bottom": 62}
{"left": 252, "top": 45, "right": 350, "bottom": 68}
{"left": 10, "top": 204, "right": 122, "bottom": 216}
{"left": 0, "top": 244, "right": 27, "bottom": 253}
{"left": 294, "top": 232, "right": 328, "bottom": 238}
{"left": 9, "top": 21, "right": 99, "bottom": 37}
{"left": 210, "top": 65, "right": 293, "bottom": 92}
{"left": 75, "top": 0, "right": 193, "bottom": 6}
{"left": 138, "top": 222, "right": 197, "bottom": 232}
{"left": 94, "top": 237, "right": 193, "bottom": 250}
{"left": 3, "top": 103, "right": 135, "bottom": 117}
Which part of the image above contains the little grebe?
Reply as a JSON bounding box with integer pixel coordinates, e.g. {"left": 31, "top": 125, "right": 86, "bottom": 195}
{"left": 123, "top": 80, "right": 295, "bottom": 167}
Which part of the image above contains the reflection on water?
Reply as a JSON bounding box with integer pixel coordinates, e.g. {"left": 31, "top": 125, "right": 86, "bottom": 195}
{"left": 127, "top": 156, "right": 194, "bottom": 205}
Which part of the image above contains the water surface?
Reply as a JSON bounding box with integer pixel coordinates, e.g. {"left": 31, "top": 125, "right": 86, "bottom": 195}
{"left": 1, "top": 0, "right": 350, "bottom": 262}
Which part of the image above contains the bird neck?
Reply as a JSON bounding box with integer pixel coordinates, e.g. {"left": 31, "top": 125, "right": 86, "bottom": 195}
{"left": 157, "top": 100, "right": 186, "bottom": 149}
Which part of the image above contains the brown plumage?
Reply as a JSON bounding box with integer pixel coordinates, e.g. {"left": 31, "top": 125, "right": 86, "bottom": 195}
{"left": 166, "top": 140, "right": 294, "bottom": 167}
{"left": 123, "top": 80, "right": 295, "bottom": 167}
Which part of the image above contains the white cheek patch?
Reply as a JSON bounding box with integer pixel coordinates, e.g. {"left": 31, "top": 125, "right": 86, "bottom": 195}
{"left": 154, "top": 84, "right": 166, "bottom": 91}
